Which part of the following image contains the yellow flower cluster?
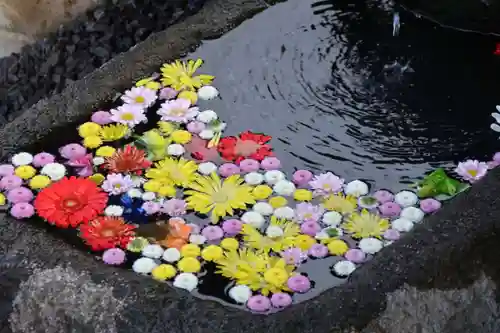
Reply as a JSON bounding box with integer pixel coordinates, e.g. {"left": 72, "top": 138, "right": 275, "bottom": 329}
{"left": 78, "top": 122, "right": 129, "bottom": 149}
{"left": 144, "top": 157, "right": 198, "bottom": 197}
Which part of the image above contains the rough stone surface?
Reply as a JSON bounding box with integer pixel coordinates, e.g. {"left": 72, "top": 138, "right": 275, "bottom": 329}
{"left": 0, "top": 0, "right": 207, "bottom": 124}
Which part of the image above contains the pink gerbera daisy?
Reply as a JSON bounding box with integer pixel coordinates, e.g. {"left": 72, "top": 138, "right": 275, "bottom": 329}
{"left": 455, "top": 159, "right": 488, "bottom": 183}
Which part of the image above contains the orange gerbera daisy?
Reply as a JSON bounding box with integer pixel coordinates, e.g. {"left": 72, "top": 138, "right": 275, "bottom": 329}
{"left": 79, "top": 216, "right": 136, "bottom": 251}
{"left": 103, "top": 145, "right": 152, "bottom": 174}
{"left": 34, "top": 177, "right": 108, "bottom": 228}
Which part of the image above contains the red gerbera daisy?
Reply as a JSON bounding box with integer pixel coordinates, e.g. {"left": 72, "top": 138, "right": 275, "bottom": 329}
{"left": 34, "top": 177, "right": 108, "bottom": 228}
{"left": 103, "top": 145, "right": 152, "bottom": 174}
{"left": 217, "top": 131, "right": 273, "bottom": 164}
{"left": 79, "top": 216, "right": 136, "bottom": 251}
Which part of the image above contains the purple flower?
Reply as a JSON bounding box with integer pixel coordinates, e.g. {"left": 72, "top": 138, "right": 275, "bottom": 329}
{"left": 91, "top": 111, "right": 113, "bottom": 125}
{"left": 32, "top": 153, "right": 55, "bottom": 167}
{"left": 270, "top": 293, "right": 292, "bottom": 308}
{"left": 159, "top": 87, "right": 178, "bottom": 100}
{"left": 247, "top": 295, "right": 271, "bottom": 312}
{"left": 373, "top": 190, "right": 394, "bottom": 204}
{"left": 344, "top": 249, "right": 366, "bottom": 264}
{"left": 455, "top": 160, "right": 488, "bottom": 183}
{"left": 0, "top": 175, "right": 23, "bottom": 190}
{"left": 292, "top": 170, "right": 313, "bottom": 186}
{"left": 281, "top": 247, "right": 308, "bottom": 266}
{"left": 378, "top": 202, "right": 401, "bottom": 217}
{"left": 66, "top": 154, "right": 93, "bottom": 177}
{"left": 287, "top": 275, "right": 311, "bottom": 293}
{"left": 308, "top": 244, "right": 329, "bottom": 258}
{"left": 201, "top": 225, "right": 224, "bottom": 241}
{"left": 300, "top": 221, "right": 321, "bottom": 236}
{"left": 239, "top": 159, "right": 260, "bottom": 173}
{"left": 101, "top": 174, "right": 134, "bottom": 195}
{"left": 157, "top": 98, "right": 199, "bottom": 123}
{"left": 383, "top": 229, "right": 401, "bottom": 241}
{"left": 295, "top": 202, "right": 324, "bottom": 223}
{"left": 222, "top": 219, "right": 242, "bottom": 235}
{"left": 102, "top": 248, "right": 126, "bottom": 265}
{"left": 308, "top": 172, "right": 344, "bottom": 196}
{"left": 0, "top": 164, "right": 14, "bottom": 177}
{"left": 186, "top": 121, "right": 206, "bottom": 134}
{"left": 142, "top": 201, "right": 161, "bottom": 215}
{"left": 162, "top": 199, "right": 187, "bottom": 216}
{"left": 419, "top": 198, "right": 442, "bottom": 213}
{"left": 260, "top": 157, "right": 281, "bottom": 170}
{"left": 10, "top": 203, "right": 34, "bottom": 219}
{"left": 7, "top": 187, "right": 34, "bottom": 204}
{"left": 110, "top": 104, "right": 147, "bottom": 127}
{"left": 59, "top": 143, "right": 87, "bottom": 160}
{"left": 218, "top": 163, "right": 241, "bottom": 177}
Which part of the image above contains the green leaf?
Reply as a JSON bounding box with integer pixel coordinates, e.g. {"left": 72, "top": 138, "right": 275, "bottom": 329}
{"left": 414, "top": 168, "right": 469, "bottom": 201}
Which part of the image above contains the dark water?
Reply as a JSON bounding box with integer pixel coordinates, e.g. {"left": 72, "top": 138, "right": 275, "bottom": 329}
{"left": 17, "top": 0, "right": 500, "bottom": 312}
{"left": 187, "top": 0, "right": 500, "bottom": 193}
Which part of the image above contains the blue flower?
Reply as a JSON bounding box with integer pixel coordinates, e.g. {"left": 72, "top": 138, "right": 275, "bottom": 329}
{"left": 119, "top": 194, "right": 149, "bottom": 224}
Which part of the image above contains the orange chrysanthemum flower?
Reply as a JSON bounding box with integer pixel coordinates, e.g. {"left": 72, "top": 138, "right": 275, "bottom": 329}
{"left": 103, "top": 145, "right": 152, "bottom": 174}
{"left": 79, "top": 216, "right": 136, "bottom": 251}
{"left": 34, "top": 177, "right": 108, "bottom": 228}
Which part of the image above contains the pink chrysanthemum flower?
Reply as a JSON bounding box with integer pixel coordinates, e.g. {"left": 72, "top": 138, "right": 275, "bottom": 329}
{"left": 121, "top": 86, "right": 158, "bottom": 108}
{"left": 455, "top": 159, "right": 488, "bottom": 183}
{"left": 295, "top": 202, "right": 324, "bottom": 223}
{"left": 101, "top": 173, "right": 135, "bottom": 195}
{"left": 308, "top": 172, "right": 344, "bottom": 196}
{"left": 110, "top": 104, "right": 147, "bottom": 127}
{"left": 157, "top": 98, "right": 199, "bottom": 123}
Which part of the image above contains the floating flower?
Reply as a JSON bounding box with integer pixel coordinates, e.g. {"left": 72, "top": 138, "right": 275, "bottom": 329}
{"left": 222, "top": 219, "right": 243, "bottom": 236}
{"left": 455, "top": 160, "right": 488, "bottom": 183}
{"left": 152, "top": 264, "right": 177, "bottom": 281}
{"left": 400, "top": 206, "right": 425, "bottom": 222}
{"left": 78, "top": 122, "right": 102, "bottom": 138}
{"left": 228, "top": 285, "right": 252, "bottom": 304}
{"left": 162, "top": 247, "right": 181, "bottom": 262}
{"left": 247, "top": 295, "right": 271, "bottom": 312}
{"left": 394, "top": 190, "right": 418, "bottom": 207}
{"left": 419, "top": 198, "right": 441, "bottom": 213}
{"left": 219, "top": 163, "right": 241, "bottom": 177}
{"left": 344, "top": 249, "right": 366, "bottom": 263}
{"left": 121, "top": 86, "right": 157, "bottom": 108}
{"left": 391, "top": 217, "right": 414, "bottom": 232}
{"left": 102, "top": 248, "right": 126, "bottom": 265}
{"left": 59, "top": 143, "right": 87, "bottom": 160}
{"left": 322, "top": 193, "right": 357, "bottom": 214}
{"left": 260, "top": 157, "right": 281, "bottom": 170}
{"left": 10, "top": 202, "right": 35, "bottom": 219}
{"left": 308, "top": 243, "right": 329, "bottom": 258}
{"left": 241, "top": 211, "right": 265, "bottom": 228}
{"left": 40, "top": 163, "right": 66, "bottom": 181}
{"left": 378, "top": 201, "right": 401, "bottom": 217}
{"left": 309, "top": 172, "right": 344, "bottom": 196}
{"left": 241, "top": 217, "right": 299, "bottom": 254}
{"left": 157, "top": 98, "right": 199, "bottom": 123}
{"left": 159, "top": 87, "right": 178, "bottom": 100}
{"left": 373, "top": 189, "right": 394, "bottom": 203}
{"left": 0, "top": 164, "right": 14, "bottom": 176}
{"left": 273, "top": 180, "right": 296, "bottom": 196}
{"left": 264, "top": 170, "right": 285, "bottom": 185}
{"left": 160, "top": 59, "right": 214, "bottom": 91}
{"left": 358, "top": 195, "right": 379, "bottom": 209}
{"left": 218, "top": 131, "right": 273, "bottom": 164}
{"left": 292, "top": 170, "right": 313, "bottom": 186}
{"left": 185, "top": 173, "right": 255, "bottom": 223}
{"left": 100, "top": 124, "right": 129, "bottom": 142}
{"left": 287, "top": 274, "right": 311, "bottom": 293}
{"left": 173, "top": 272, "right": 199, "bottom": 291}
{"left": 104, "top": 205, "right": 124, "bottom": 216}
{"left": 146, "top": 157, "right": 197, "bottom": 188}
{"left": 101, "top": 173, "right": 135, "bottom": 195}
{"left": 359, "top": 238, "right": 383, "bottom": 254}
{"left": 11, "top": 152, "right": 33, "bottom": 166}
{"left": 198, "top": 85, "right": 219, "bottom": 100}
{"left": 161, "top": 198, "right": 187, "bottom": 217}
{"left": 344, "top": 180, "right": 369, "bottom": 197}
{"left": 332, "top": 260, "right": 356, "bottom": 277}
{"left": 281, "top": 247, "right": 308, "bottom": 266}
{"left": 103, "top": 145, "right": 152, "bottom": 174}
{"left": 91, "top": 111, "right": 113, "bottom": 125}
{"left": 110, "top": 104, "right": 147, "bottom": 127}
{"left": 343, "top": 209, "right": 389, "bottom": 239}
{"left": 79, "top": 216, "right": 136, "bottom": 251}
{"left": 322, "top": 211, "right": 342, "bottom": 226}
{"left": 240, "top": 159, "right": 260, "bottom": 173}
{"left": 295, "top": 202, "right": 324, "bottom": 224}
{"left": 34, "top": 177, "right": 107, "bottom": 228}
{"left": 273, "top": 206, "right": 295, "bottom": 220}
{"left": 253, "top": 202, "right": 274, "bottom": 216}
{"left": 132, "top": 257, "right": 158, "bottom": 274}
{"left": 67, "top": 153, "right": 93, "bottom": 177}
{"left": 7, "top": 187, "right": 33, "bottom": 204}
{"left": 0, "top": 175, "right": 22, "bottom": 190}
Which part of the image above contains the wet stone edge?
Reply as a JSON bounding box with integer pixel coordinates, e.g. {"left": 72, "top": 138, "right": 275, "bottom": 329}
{"left": 2, "top": 0, "right": 500, "bottom": 332}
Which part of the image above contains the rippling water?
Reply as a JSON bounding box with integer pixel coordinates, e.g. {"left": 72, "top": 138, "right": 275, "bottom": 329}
{"left": 188, "top": 0, "right": 500, "bottom": 193}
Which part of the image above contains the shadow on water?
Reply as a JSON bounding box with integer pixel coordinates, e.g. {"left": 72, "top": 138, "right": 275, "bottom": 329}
{"left": 12, "top": 0, "right": 500, "bottom": 312}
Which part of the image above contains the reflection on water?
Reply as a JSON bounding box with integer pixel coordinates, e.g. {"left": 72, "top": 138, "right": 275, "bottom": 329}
{"left": 187, "top": 0, "right": 500, "bottom": 194}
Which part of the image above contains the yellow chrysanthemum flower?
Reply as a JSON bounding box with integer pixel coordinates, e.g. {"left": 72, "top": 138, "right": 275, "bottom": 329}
{"left": 240, "top": 216, "right": 299, "bottom": 254}
{"left": 343, "top": 209, "right": 390, "bottom": 238}
{"left": 136, "top": 77, "right": 161, "bottom": 90}
{"left": 185, "top": 173, "right": 256, "bottom": 223}
{"left": 215, "top": 248, "right": 266, "bottom": 283}
{"left": 157, "top": 121, "right": 178, "bottom": 135}
{"left": 145, "top": 157, "right": 198, "bottom": 187}
{"left": 322, "top": 193, "right": 358, "bottom": 214}
{"left": 161, "top": 59, "right": 214, "bottom": 91}
{"left": 100, "top": 124, "right": 129, "bottom": 142}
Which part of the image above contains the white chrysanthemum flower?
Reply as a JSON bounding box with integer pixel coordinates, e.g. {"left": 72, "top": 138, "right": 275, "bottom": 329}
{"left": 131, "top": 176, "right": 146, "bottom": 187}
{"left": 400, "top": 206, "right": 425, "bottom": 222}
{"left": 142, "top": 192, "right": 156, "bottom": 201}
{"left": 391, "top": 218, "right": 414, "bottom": 232}
{"left": 322, "top": 211, "right": 342, "bottom": 227}
{"left": 228, "top": 285, "right": 252, "bottom": 303}
{"left": 132, "top": 257, "right": 158, "bottom": 274}
{"left": 197, "top": 86, "right": 219, "bottom": 100}
{"left": 344, "top": 180, "right": 369, "bottom": 197}
{"left": 196, "top": 110, "right": 218, "bottom": 123}
{"left": 104, "top": 205, "right": 124, "bottom": 217}
{"left": 93, "top": 157, "right": 105, "bottom": 166}
{"left": 273, "top": 180, "right": 296, "bottom": 196}
{"left": 127, "top": 188, "right": 143, "bottom": 198}
{"left": 41, "top": 163, "right": 67, "bottom": 181}
{"left": 12, "top": 152, "right": 33, "bottom": 166}
{"left": 198, "top": 162, "right": 217, "bottom": 175}
{"left": 244, "top": 172, "right": 264, "bottom": 185}
{"left": 167, "top": 144, "right": 185, "bottom": 156}
{"left": 141, "top": 244, "right": 164, "bottom": 259}
{"left": 199, "top": 129, "right": 215, "bottom": 140}
{"left": 241, "top": 211, "right": 265, "bottom": 229}
{"left": 253, "top": 202, "right": 274, "bottom": 216}
{"left": 264, "top": 170, "right": 285, "bottom": 185}
{"left": 173, "top": 273, "right": 198, "bottom": 291}
{"left": 333, "top": 260, "right": 356, "bottom": 276}
{"left": 265, "top": 225, "right": 284, "bottom": 238}
{"left": 189, "top": 234, "right": 207, "bottom": 245}
{"left": 273, "top": 206, "right": 295, "bottom": 220}
{"left": 359, "top": 238, "right": 383, "bottom": 254}
{"left": 394, "top": 191, "right": 418, "bottom": 207}
{"left": 162, "top": 248, "right": 181, "bottom": 263}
